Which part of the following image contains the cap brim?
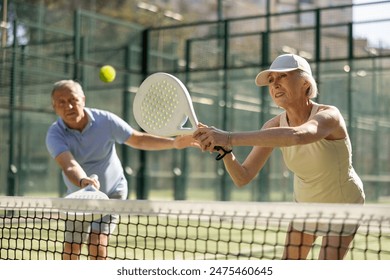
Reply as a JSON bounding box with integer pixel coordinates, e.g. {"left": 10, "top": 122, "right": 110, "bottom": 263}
{"left": 255, "top": 67, "right": 299, "bottom": 86}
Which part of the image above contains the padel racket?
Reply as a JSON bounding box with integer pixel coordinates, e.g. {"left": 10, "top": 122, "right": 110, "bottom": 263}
{"left": 63, "top": 174, "right": 108, "bottom": 221}
{"left": 65, "top": 174, "right": 108, "bottom": 200}
{"left": 133, "top": 72, "right": 230, "bottom": 160}
{"left": 133, "top": 72, "right": 198, "bottom": 136}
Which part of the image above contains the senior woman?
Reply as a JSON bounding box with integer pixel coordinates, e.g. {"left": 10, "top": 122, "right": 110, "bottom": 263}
{"left": 193, "top": 54, "right": 365, "bottom": 260}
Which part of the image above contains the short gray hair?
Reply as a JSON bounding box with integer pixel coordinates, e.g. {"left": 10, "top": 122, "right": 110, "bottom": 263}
{"left": 51, "top": 80, "right": 84, "bottom": 97}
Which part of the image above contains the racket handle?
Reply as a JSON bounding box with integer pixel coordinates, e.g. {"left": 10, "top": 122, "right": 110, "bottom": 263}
{"left": 84, "top": 174, "right": 99, "bottom": 191}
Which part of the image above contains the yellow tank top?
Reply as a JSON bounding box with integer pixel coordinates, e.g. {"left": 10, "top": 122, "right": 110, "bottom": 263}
{"left": 279, "top": 104, "right": 365, "bottom": 204}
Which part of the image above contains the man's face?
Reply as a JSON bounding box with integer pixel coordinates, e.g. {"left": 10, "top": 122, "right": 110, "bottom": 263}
{"left": 52, "top": 86, "right": 86, "bottom": 128}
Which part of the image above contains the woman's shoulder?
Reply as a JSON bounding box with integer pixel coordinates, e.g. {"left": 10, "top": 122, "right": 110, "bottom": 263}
{"left": 313, "top": 103, "right": 347, "bottom": 139}
{"left": 314, "top": 102, "right": 340, "bottom": 113}
{"left": 262, "top": 113, "right": 283, "bottom": 129}
{"left": 312, "top": 103, "right": 343, "bottom": 119}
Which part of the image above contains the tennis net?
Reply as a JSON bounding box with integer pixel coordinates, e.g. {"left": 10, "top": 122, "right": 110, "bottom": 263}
{"left": 0, "top": 196, "right": 389, "bottom": 260}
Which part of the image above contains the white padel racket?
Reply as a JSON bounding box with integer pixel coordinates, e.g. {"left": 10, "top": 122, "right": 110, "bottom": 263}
{"left": 63, "top": 174, "right": 108, "bottom": 221}
{"left": 133, "top": 72, "right": 231, "bottom": 160}
{"left": 133, "top": 72, "right": 198, "bottom": 136}
{"left": 65, "top": 174, "right": 108, "bottom": 200}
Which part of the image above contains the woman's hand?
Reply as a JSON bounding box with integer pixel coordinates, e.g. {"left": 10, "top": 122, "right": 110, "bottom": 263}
{"left": 193, "top": 123, "right": 230, "bottom": 152}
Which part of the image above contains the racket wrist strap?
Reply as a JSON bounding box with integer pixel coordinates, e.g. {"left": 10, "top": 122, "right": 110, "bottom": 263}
{"left": 215, "top": 146, "right": 233, "bottom": 161}
{"left": 79, "top": 178, "right": 86, "bottom": 188}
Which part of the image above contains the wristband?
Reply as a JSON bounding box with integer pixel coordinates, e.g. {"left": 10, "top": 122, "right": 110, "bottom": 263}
{"left": 79, "top": 178, "right": 87, "bottom": 188}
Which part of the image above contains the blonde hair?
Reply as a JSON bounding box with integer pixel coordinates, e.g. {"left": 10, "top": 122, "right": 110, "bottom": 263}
{"left": 299, "top": 71, "right": 318, "bottom": 99}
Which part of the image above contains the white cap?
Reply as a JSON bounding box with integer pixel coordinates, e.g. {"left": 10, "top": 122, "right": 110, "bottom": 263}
{"left": 255, "top": 54, "right": 312, "bottom": 86}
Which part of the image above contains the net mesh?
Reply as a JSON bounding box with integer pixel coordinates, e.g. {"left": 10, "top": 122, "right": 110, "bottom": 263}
{"left": 1, "top": 197, "right": 389, "bottom": 260}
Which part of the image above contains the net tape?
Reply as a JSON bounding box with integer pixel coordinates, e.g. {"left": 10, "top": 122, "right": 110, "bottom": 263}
{"left": 1, "top": 196, "right": 389, "bottom": 260}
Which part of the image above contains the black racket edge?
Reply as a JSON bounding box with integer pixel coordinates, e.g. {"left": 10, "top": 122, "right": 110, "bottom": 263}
{"left": 214, "top": 146, "right": 233, "bottom": 161}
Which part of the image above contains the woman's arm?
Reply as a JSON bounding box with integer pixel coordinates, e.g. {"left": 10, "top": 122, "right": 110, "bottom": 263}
{"left": 195, "top": 106, "right": 345, "bottom": 150}
{"left": 210, "top": 116, "right": 280, "bottom": 187}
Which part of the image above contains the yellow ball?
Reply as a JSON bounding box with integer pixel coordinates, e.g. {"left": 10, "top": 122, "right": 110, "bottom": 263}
{"left": 99, "top": 65, "right": 116, "bottom": 83}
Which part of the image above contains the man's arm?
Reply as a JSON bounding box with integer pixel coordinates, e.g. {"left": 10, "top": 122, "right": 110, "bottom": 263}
{"left": 124, "top": 130, "right": 199, "bottom": 150}
{"left": 54, "top": 151, "right": 98, "bottom": 188}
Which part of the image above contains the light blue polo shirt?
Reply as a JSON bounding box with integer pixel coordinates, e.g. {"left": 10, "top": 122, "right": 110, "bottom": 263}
{"left": 46, "top": 108, "right": 133, "bottom": 195}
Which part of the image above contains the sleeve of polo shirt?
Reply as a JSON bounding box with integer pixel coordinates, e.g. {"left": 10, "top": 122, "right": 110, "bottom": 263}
{"left": 108, "top": 112, "right": 134, "bottom": 144}
{"left": 46, "top": 123, "right": 69, "bottom": 159}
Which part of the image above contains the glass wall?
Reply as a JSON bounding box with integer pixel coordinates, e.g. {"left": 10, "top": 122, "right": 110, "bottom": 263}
{"left": 1, "top": 1, "right": 389, "bottom": 202}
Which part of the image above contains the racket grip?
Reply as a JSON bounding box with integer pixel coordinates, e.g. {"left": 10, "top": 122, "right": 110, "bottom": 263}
{"left": 84, "top": 174, "right": 99, "bottom": 191}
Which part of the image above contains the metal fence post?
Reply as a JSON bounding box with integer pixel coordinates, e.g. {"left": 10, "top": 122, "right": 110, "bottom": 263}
{"left": 136, "top": 28, "right": 150, "bottom": 200}
{"left": 7, "top": 19, "right": 18, "bottom": 196}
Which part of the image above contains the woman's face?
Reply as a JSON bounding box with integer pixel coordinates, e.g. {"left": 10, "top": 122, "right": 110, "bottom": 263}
{"left": 267, "top": 70, "right": 307, "bottom": 108}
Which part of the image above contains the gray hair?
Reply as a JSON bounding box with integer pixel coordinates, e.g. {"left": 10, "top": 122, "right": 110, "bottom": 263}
{"left": 299, "top": 71, "right": 318, "bottom": 99}
{"left": 51, "top": 80, "right": 84, "bottom": 97}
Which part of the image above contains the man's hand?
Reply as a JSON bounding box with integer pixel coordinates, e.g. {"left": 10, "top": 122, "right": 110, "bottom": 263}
{"left": 173, "top": 135, "right": 201, "bottom": 149}
{"left": 80, "top": 175, "right": 100, "bottom": 189}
